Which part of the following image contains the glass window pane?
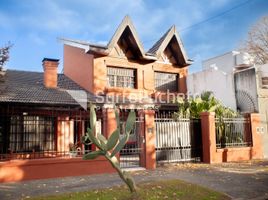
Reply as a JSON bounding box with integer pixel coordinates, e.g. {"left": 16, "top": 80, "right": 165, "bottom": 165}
{"left": 155, "top": 72, "right": 178, "bottom": 92}
{"left": 107, "top": 67, "right": 136, "bottom": 88}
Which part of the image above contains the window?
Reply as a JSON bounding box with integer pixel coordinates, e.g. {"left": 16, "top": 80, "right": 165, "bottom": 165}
{"left": 107, "top": 67, "right": 136, "bottom": 88}
{"left": 155, "top": 72, "right": 178, "bottom": 92}
{"left": 9, "top": 116, "right": 55, "bottom": 152}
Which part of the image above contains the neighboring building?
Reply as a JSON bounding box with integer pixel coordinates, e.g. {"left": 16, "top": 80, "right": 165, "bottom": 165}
{"left": 187, "top": 67, "right": 236, "bottom": 110}
{"left": 234, "top": 64, "right": 268, "bottom": 158}
{"left": 0, "top": 58, "right": 95, "bottom": 160}
{"left": 190, "top": 50, "right": 268, "bottom": 158}
{"left": 202, "top": 51, "right": 253, "bottom": 73}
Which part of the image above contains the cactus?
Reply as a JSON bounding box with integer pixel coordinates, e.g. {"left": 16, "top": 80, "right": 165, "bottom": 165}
{"left": 82, "top": 105, "right": 137, "bottom": 193}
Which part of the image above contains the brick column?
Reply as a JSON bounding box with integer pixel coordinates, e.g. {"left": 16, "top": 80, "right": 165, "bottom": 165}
{"left": 57, "top": 116, "right": 73, "bottom": 153}
{"left": 105, "top": 108, "right": 117, "bottom": 138}
{"left": 250, "top": 113, "right": 263, "bottom": 159}
{"left": 138, "top": 110, "right": 146, "bottom": 168}
{"left": 200, "top": 112, "right": 216, "bottom": 163}
{"left": 144, "top": 110, "right": 156, "bottom": 170}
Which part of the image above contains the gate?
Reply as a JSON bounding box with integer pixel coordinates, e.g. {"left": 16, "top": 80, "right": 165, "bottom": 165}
{"left": 120, "top": 113, "right": 145, "bottom": 168}
{"left": 155, "top": 117, "right": 202, "bottom": 163}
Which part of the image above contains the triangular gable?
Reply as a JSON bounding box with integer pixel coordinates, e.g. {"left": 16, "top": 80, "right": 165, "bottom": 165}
{"left": 148, "top": 26, "right": 191, "bottom": 66}
{"left": 107, "top": 15, "right": 145, "bottom": 59}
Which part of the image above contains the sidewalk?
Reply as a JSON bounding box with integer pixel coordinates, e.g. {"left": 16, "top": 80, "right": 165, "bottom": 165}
{"left": 0, "top": 160, "right": 267, "bottom": 200}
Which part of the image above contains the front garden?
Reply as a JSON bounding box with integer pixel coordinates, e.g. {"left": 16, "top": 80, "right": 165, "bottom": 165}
{"left": 30, "top": 179, "right": 230, "bottom": 200}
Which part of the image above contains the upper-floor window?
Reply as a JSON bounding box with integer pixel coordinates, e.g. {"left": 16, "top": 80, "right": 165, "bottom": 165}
{"left": 107, "top": 67, "right": 136, "bottom": 88}
{"left": 155, "top": 72, "right": 178, "bottom": 92}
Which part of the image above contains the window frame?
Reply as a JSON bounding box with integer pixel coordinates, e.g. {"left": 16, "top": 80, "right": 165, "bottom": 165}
{"left": 107, "top": 66, "right": 137, "bottom": 89}
{"left": 154, "top": 71, "right": 179, "bottom": 92}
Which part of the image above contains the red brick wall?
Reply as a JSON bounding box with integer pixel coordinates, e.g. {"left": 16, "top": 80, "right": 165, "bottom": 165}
{"left": 0, "top": 157, "right": 115, "bottom": 183}
{"left": 201, "top": 112, "right": 263, "bottom": 163}
{"left": 63, "top": 45, "right": 94, "bottom": 93}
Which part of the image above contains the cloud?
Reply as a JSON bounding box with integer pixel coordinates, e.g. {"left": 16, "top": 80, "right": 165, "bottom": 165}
{"left": 28, "top": 33, "right": 46, "bottom": 45}
{"left": 0, "top": 0, "right": 230, "bottom": 46}
{"left": 1, "top": 0, "right": 261, "bottom": 73}
{"left": 20, "top": 1, "right": 81, "bottom": 33}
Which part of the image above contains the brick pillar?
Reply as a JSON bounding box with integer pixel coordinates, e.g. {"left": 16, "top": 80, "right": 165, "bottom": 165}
{"left": 105, "top": 108, "right": 117, "bottom": 138}
{"left": 250, "top": 113, "right": 263, "bottom": 159}
{"left": 138, "top": 110, "right": 146, "bottom": 168}
{"left": 144, "top": 110, "right": 156, "bottom": 170}
{"left": 57, "top": 116, "right": 73, "bottom": 153}
{"left": 200, "top": 112, "right": 216, "bottom": 163}
{"left": 104, "top": 108, "right": 120, "bottom": 161}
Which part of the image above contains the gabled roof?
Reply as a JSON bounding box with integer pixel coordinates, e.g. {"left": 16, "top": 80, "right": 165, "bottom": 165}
{"left": 60, "top": 16, "right": 156, "bottom": 60}
{"left": 60, "top": 16, "right": 192, "bottom": 64}
{"left": 107, "top": 15, "right": 145, "bottom": 58}
{"left": 147, "top": 26, "right": 192, "bottom": 66}
{"left": 0, "top": 70, "right": 96, "bottom": 107}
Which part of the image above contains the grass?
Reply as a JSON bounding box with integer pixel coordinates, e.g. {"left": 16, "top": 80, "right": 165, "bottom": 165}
{"left": 29, "top": 179, "right": 230, "bottom": 200}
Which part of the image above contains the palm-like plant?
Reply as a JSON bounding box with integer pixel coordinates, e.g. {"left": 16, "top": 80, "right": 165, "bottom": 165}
{"left": 175, "top": 91, "right": 237, "bottom": 119}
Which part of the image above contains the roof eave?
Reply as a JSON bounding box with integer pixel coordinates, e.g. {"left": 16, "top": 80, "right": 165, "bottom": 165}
{"left": 59, "top": 37, "right": 108, "bottom": 54}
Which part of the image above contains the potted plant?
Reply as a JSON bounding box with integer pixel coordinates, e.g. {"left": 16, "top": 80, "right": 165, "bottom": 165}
{"left": 69, "top": 142, "right": 78, "bottom": 157}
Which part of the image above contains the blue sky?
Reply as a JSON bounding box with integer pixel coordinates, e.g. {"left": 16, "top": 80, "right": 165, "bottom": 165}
{"left": 0, "top": 0, "right": 268, "bottom": 73}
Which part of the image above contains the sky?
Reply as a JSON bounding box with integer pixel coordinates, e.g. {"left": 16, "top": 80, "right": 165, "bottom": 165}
{"left": 0, "top": 0, "right": 268, "bottom": 73}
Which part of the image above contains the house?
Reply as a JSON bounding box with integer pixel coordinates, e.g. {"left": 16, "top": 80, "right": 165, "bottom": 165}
{"left": 0, "top": 16, "right": 263, "bottom": 183}
{"left": 188, "top": 51, "right": 268, "bottom": 158}
{"left": 0, "top": 58, "right": 96, "bottom": 160}
{"left": 0, "top": 16, "right": 192, "bottom": 182}
{"left": 61, "top": 16, "right": 191, "bottom": 108}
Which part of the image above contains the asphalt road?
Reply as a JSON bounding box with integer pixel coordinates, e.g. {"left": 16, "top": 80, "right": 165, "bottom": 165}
{"left": 0, "top": 160, "right": 267, "bottom": 200}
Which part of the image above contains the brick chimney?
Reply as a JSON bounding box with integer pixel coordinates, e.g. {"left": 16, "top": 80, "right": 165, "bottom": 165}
{"left": 42, "top": 58, "right": 59, "bottom": 88}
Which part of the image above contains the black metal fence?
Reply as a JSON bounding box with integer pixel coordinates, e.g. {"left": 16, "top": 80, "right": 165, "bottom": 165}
{"left": 119, "top": 111, "right": 145, "bottom": 168}
{"left": 155, "top": 117, "right": 202, "bottom": 163}
{"left": 215, "top": 117, "right": 252, "bottom": 148}
{"left": 0, "top": 105, "right": 93, "bottom": 161}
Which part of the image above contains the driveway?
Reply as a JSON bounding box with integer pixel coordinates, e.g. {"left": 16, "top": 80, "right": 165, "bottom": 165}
{"left": 0, "top": 160, "right": 267, "bottom": 200}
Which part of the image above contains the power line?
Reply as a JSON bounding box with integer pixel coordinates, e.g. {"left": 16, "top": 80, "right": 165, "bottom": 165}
{"left": 180, "top": 0, "right": 253, "bottom": 32}
{"left": 143, "top": 0, "right": 254, "bottom": 44}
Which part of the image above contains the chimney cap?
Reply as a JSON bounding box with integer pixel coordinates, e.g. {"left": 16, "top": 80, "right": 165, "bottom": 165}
{"left": 42, "top": 58, "right": 59, "bottom": 62}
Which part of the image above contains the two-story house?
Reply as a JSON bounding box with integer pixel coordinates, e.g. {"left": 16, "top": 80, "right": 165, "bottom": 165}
{"left": 0, "top": 16, "right": 192, "bottom": 182}
{"left": 62, "top": 15, "right": 191, "bottom": 111}
{"left": 61, "top": 15, "right": 192, "bottom": 168}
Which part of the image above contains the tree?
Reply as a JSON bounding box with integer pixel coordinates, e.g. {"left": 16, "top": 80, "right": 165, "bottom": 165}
{"left": 242, "top": 15, "right": 268, "bottom": 65}
{"left": 175, "top": 91, "right": 237, "bottom": 119}
{"left": 175, "top": 92, "right": 238, "bottom": 148}
{"left": 0, "top": 42, "right": 13, "bottom": 71}
{"left": 82, "top": 105, "right": 137, "bottom": 193}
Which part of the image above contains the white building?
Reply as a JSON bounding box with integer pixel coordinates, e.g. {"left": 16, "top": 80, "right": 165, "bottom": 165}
{"left": 187, "top": 67, "right": 236, "bottom": 110}
{"left": 202, "top": 51, "right": 253, "bottom": 73}
{"left": 188, "top": 51, "right": 268, "bottom": 158}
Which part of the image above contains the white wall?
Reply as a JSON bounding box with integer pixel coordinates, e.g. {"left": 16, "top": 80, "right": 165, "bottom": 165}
{"left": 187, "top": 68, "right": 237, "bottom": 110}
{"left": 202, "top": 51, "right": 253, "bottom": 74}
{"left": 202, "top": 51, "right": 238, "bottom": 73}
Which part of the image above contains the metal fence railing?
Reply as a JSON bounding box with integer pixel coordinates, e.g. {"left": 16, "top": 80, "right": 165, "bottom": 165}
{"left": 119, "top": 112, "right": 145, "bottom": 168}
{"left": 215, "top": 117, "right": 252, "bottom": 148}
{"left": 0, "top": 105, "right": 96, "bottom": 161}
{"left": 155, "top": 117, "right": 202, "bottom": 163}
